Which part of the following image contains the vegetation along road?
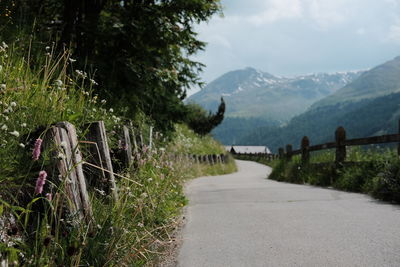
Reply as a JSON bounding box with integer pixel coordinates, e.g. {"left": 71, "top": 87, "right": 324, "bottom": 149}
{"left": 177, "top": 160, "right": 400, "bottom": 266}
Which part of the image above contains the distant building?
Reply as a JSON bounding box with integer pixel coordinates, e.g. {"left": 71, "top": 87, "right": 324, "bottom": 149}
{"left": 226, "top": 145, "right": 271, "bottom": 154}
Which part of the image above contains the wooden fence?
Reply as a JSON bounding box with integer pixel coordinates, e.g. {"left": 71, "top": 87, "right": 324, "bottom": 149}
{"left": 36, "top": 120, "right": 229, "bottom": 224}
{"left": 230, "top": 121, "right": 400, "bottom": 165}
{"left": 275, "top": 122, "right": 400, "bottom": 164}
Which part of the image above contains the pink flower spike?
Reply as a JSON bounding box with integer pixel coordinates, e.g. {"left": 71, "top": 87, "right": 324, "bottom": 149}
{"left": 35, "top": 170, "right": 47, "bottom": 195}
{"left": 32, "top": 138, "right": 43, "bottom": 161}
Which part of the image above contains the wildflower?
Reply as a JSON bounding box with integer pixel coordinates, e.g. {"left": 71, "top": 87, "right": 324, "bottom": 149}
{"left": 0, "top": 84, "right": 6, "bottom": 90}
{"left": 21, "top": 123, "right": 27, "bottom": 127}
{"left": 32, "top": 138, "right": 43, "bottom": 161}
{"left": 109, "top": 108, "right": 114, "bottom": 113}
{"left": 35, "top": 171, "right": 47, "bottom": 194}
{"left": 9, "top": 131, "right": 19, "bottom": 137}
{"left": 19, "top": 143, "right": 25, "bottom": 148}
{"left": 69, "top": 58, "right": 76, "bottom": 63}
{"left": 45, "top": 46, "right": 50, "bottom": 51}
{"left": 89, "top": 79, "right": 98, "bottom": 85}
{"left": 1, "top": 124, "right": 7, "bottom": 131}
{"left": 140, "top": 192, "right": 148, "bottom": 198}
{"left": 9, "top": 102, "right": 16, "bottom": 107}
{"left": 101, "top": 99, "right": 106, "bottom": 104}
{"left": 137, "top": 222, "right": 144, "bottom": 228}
{"left": 54, "top": 80, "right": 63, "bottom": 87}
{"left": 2, "top": 42, "right": 8, "bottom": 49}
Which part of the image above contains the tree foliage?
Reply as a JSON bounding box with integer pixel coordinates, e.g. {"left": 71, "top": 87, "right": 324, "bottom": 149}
{"left": 0, "top": 0, "right": 222, "bottom": 132}
{"left": 186, "top": 97, "right": 225, "bottom": 136}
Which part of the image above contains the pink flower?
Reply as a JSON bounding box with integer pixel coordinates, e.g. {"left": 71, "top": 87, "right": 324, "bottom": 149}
{"left": 45, "top": 193, "right": 52, "bottom": 201}
{"left": 32, "top": 138, "right": 43, "bottom": 161}
{"left": 35, "top": 170, "right": 47, "bottom": 194}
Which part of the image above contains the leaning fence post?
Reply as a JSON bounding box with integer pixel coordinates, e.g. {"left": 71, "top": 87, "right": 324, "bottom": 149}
{"left": 301, "top": 136, "right": 310, "bottom": 164}
{"left": 335, "top": 126, "right": 346, "bottom": 164}
{"left": 286, "top": 144, "right": 293, "bottom": 161}
{"left": 45, "top": 122, "right": 93, "bottom": 223}
{"left": 84, "top": 121, "right": 118, "bottom": 200}
{"left": 122, "top": 126, "right": 133, "bottom": 167}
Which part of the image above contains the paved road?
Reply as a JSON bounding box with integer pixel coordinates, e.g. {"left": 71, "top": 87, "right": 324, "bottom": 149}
{"left": 177, "top": 160, "right": 400, "bottom": 267}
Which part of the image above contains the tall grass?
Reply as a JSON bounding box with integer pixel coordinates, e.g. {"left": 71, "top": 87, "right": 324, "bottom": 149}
{"left": 268, "top": 147, "right": 400, "bottom": 203}
{"left": 0, "top": 40, "right": 234, "bottom": 265}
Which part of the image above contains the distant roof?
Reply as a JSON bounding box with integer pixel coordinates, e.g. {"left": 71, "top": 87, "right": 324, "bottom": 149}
{"left": 227, "top": 146, "right": 271, "bottom": 154}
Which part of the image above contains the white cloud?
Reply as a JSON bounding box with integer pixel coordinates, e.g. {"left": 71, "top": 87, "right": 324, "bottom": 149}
{"left": 247, "top": 0, "right": 303, "bottom": 26}
{"left": 388, "top": 19, "right": 400, "bottom": 43}
{"left": 305, "top": 0, "right": 350, "bottom": 30}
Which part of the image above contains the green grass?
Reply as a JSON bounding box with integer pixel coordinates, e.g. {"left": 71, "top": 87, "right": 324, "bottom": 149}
{"left": 0, "top": 40, "right": 236, "bottom": 266}
{"left": 268, "top": 147, "right": 400, "bottom": 203}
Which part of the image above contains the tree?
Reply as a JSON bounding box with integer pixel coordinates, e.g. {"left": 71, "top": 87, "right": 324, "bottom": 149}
{"left": 1, "top": 0, "right": 222, "bottom": 132}
{"left": 186, "top": 97, "right": 225, "bottom": 136}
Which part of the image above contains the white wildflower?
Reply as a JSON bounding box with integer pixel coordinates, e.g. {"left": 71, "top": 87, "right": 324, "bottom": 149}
{"left": 56, "top": 153, "right": 65, "bottom": 160}
{"left": 1, "top": 124, "right": 7, "bottom": 131}
{"left": 9, "top": 131, "right": 19, "bottom": 137}
{"left": 89, "top": 79, "right": 98, "bottom": 85}
{"left": 69, "top": 58, "right": 76, "bottom": 63}
{"left": 19, "top": 143, "right": 25, "bottom": 148}
{"left": 140, "top": 192, "right": 148, "bottom": 198}
{"left": 0, "top": 84, "right": 6, "bottom": 90}
{"left": 2, "top": 42, "right": 8, "bottom": 49}
{"left": 101, "top": 99, "right": 106, "bottom": 104}
{"left": 54, "top": 80, "right": 63, "bottom": 87}
{"left": 109, "top": 108, "right": 114, "bottom": 113}
{"left": 45, "top": 46, "right": 50, "bottom": 51}
{"left": 10, "top": 102, "right": 16, "bottom": 107}
{"left": 21, "top": 123, "right": 27, "bottom": 127}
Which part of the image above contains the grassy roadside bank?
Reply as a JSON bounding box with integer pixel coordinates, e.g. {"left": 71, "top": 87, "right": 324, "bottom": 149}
{"left": 266, "top": 148, "right": 400, "bottom": 203}
{"left": 0, "top": 42, "right": 236, "bottom": 266}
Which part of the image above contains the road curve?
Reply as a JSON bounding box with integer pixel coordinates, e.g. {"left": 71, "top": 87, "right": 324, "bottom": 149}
{"left": 177, "top": 160, "right": 400, "bottom": 267}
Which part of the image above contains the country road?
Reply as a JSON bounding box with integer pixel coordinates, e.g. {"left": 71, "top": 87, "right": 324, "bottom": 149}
{"left": 177, "top": 160, "right": 400, "bottom": 267}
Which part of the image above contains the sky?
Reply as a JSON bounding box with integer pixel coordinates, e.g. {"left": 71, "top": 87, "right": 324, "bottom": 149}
{"left": 188, "top": 0, "right": 400, "bottom": 96}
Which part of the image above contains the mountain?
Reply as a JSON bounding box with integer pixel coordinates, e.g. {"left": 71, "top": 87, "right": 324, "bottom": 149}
{"left": 188, "top": 67, "right": 363, "bottom": 122}
{"left": 312, "top": 56, "right": 400, "bottom": 108}
{"left": 239, "top": 56, "right": 400, "bottom": 152}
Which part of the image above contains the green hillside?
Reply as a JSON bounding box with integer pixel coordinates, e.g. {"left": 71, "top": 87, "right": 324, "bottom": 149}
{"left": 240, "top": 92, "right": 400, "bottom": 152}
{"left": 312, "top": 56, "right": 400, "bottom": 108}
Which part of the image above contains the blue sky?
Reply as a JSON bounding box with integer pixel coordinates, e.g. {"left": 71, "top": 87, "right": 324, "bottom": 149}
{"left": 189, "top": 0, "right": 400, "bottom": 95}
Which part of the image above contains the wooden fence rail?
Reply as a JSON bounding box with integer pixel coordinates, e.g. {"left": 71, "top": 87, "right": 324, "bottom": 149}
{"left": 277, "top": 120, "right": 400, "bottom": 165}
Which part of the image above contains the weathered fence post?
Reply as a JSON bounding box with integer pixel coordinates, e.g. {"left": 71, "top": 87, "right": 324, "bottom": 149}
{"left": 301, "top": 136, "right": 310, "bottom": 164}
{"left": 335, "top": 126, "right": 346, "bottom": 164}
{"left": 122, "top": 125, "right": 133, "bottom": 167}
{"left": 45, "top": 122, "right": 93, "bottom": 223}
{"left": 149, "top": 126, "right": 153, "bottom": 149}
{"left": 286, "top": 144, "right": 293, "bottom": 161}
{"left": 84, "top": 121, "right": 118, "bottom": 200}
{"left": 129, "top": 121, "right": 139, "bottom": 154}
{"left": 278, "top": 148, "right": 284, "bottom": 159}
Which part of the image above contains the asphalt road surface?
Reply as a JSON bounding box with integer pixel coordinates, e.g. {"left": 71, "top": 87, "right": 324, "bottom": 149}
{"left": 177, "top": 160, "right": 400, "bottom": 267}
